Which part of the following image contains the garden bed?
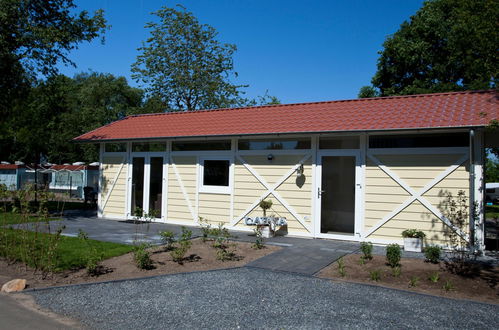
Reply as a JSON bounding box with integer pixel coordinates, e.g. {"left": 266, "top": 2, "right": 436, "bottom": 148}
{"left": 0, "top": 238, "right": 279, "bottom": 290}
{"left": 317, "top": 254, "right": 498, "bottom": 304}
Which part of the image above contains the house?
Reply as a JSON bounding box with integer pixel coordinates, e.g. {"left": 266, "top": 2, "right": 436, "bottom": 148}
{"left": 74, "top": 90, "right": 499, "bottom": 251}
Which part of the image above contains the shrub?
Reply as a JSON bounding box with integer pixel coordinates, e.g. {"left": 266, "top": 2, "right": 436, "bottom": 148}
{"left": 78, "top": 229, "right": 104, "bottom": 276}
{"left": 337, "top": 257, "right": 346, "bottom": 277}
{"left": 159, "top": 230, "right": 175, "bottom": 250}
{"left": 409, "top": 276, "right": 419, "bottom": 288}
{"left": 443, "top": 280, "right": 454, "bottom": 292}
{"left": 386, "top": 244, "right": 401, "bottom": 268}
{"left": 259, "top": 199, "right": 272, "bottom": 217}
{"left": 252, "top": 227, "right": 265, "bottom": 249}
{"left": 216, "top": 244, "right": 237, "bottom": 261}
{"left": 428, "top": 272, "right": 440, "bottom": 283}
{"left": 170, "top": 226, "right": 192, "bottom": 264}
{"left": 424, "top": 245, "right": 442, "bottom": 263}
{"left": 199, "top": 217, "right": 211, "bottom": 242}
{"left": 401, "top": 229, "right": 426, "bottom": 239}
{"left": 360, "top": 242, "right": 373, "bottom": 260}
{"left": 370, "top": 269, "right": 381, "bottom": 282}
{"left": 358, "top": 256, "right": 366, "bottom": 265}
{"left": 133, "top": 243, "right": 153, "bottom": 270}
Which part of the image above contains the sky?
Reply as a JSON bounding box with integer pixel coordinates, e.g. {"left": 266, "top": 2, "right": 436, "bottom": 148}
{"left": 57, "top": 0, "right": 425, "bottom": 104}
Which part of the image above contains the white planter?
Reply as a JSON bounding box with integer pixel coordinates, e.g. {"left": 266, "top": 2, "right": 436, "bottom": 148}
{"left": 260, "top": 226, "right": 273, "bottom": 238}
{"left": 404, "top": 237, "right": 423, "bottom": 252}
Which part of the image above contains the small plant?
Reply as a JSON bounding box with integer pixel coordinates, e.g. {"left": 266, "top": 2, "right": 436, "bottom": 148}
{"left": 428, "top": 272, "right": 440, "bottom": 283}
{"left": 424, "top": 245, "right": 442, "bottom": 264}
{"left": 442, "top": 280, "right": 454, "bottom": 292}
{"left": 78, "top": 229, "right": 104, "bottom": 276}
{"left": 358, "top": 256, "right": 366, "bottom": 265}
{"left": 133, "top": 243, "right": 154, "bottom": 270}
{"left": 360, "top": 241, "right": 373, "bottom": 260}
{"left": 252, "top": 227, "right": 265, "bottom": 249}
{"left": 402, "top": 229, "right": 426, "bottom": 239}
{"left": 170, "top": 226, "right": 192, "bottom": 264}
{"left": 199, "top": 217, "right": 211, "bottom": 242}
{"left": 386, "top": 244, "right": 401, "bottom": 268}
{"left": 159, "top": 230, "right": 175, "bottom": 250}
{"left": 391, "top": 266, "right": 401, "bottom": 277}
{"left": 409, "top": 276, "right": 419, "bottom": 287}
{"left": 259, "top": 199, "right": 273, "bottom": 217}
{"left": 337, "top": 257, "right": 346, "bottom": 277}
{"left": 369, "top": 269, "right": 381, "bottom": 282}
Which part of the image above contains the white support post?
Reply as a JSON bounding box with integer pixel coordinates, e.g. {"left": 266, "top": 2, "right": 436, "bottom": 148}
{"left": 97, "top": 143, "right": 104, "bottom": 218}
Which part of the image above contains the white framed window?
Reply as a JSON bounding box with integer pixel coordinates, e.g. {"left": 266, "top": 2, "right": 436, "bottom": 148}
{"left": 199, "top": 157, "right": 232, "bottom": 194}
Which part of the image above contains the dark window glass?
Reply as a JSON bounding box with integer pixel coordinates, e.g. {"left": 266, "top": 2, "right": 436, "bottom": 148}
{"left": 369, "top": 133, "right": 469, "bottom": 149}
{"left": 319, "top": 136, "right": 359, "bottom": 149}
{"left": 486, "top": 188, "right": 495, "bottom": 193}
{"left": 238, "top": 138, "right": 311, "bottom": 150}
{"left": 172, "top": 140, "right": 231, "bottom": 151}
{"left": 132, "top": 142, "right": 166, "bottom": 152}
{"left": 203, "top": 160, "right": 230, "bottom": 186}
{"left": 105, "top": 143, "right": 126, "bottom": 152}
{"left": 0, "top": 169, "right": 16, "bottom": 174}
{"left": 131, "top": 157, "right": 145, "bottom": 215}
{"left": 149, "top": 157, "right": 163, "bottom": 218}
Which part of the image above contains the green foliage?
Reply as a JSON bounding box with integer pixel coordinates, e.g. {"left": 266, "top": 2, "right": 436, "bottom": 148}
{"left": 133, "top": 243, "right": 154, "bottom": 270}
{"left": 369, "top": 269, "right": 381, "bottom": 282}
{"left": 159, "top": 230, "right": 175, "bottom": 250}
{"left": 78, "top": 229, "right": 104, "bottom": 276}
{"left": 371, "top": 0, "right": 498, "bottom": 96}
{"left": 424, "top": 246, "right": 442, "bottom": 263}
{"left": 428, "top": 272, "right": 440, "bottom": 283}
{"left": 357, "top": 86, "right": 380, "bottom": 98}
{"left": 386, "top": 244, "right": 401, "bottom": 268}
{"left": 252, "top": 227, "right": 265, "bottom": 250}
{"left": 337, "top": 257, "right": 346, "bottom": 277}
{"left": 259, "top": 199, "right": 273, "bottom": 217}
{"left": 360, "top": 241, "right": 373, "bottom": 260}
{"left": 443, "top": 280, "right": 454, "bottom": 291}
{"left": 131, "top": 5, "right": 246, "bottom": 111}
{"left": 391, "top": 266, "right": 401, "bottom": 277}
{"left": 485, "top": 158, "right": 499, "bottom": 183}
{"left": 170, "top": 227, "right": 192, "bottom": 264}
{"left": 409, "top": 276, "right": 419, "bottom": 288}
{"left": 402, "top": 229, "right": 426, "bottom": 239}
{"left": 358, "top": 256, "right": 366, "bottom": 265}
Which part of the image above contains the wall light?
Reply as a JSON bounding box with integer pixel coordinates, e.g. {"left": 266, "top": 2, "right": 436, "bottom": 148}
{"left": 296, "top": 164, "right": 304, "bottom": 177}
{"left": 267, "top": 154, "right": 274, "bottom": 161}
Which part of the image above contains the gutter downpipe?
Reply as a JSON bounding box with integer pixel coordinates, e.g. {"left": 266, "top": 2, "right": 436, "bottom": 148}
{"left": 469, "top": 129, "right": 476, "bottom": 253}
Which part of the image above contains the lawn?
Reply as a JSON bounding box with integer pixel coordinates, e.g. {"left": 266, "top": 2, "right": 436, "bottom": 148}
{"left": 0, "top": 212, "right": 57, "bottom": 225}
{"left": 0, "top": 228, "right": 133, "bottom": 271}
{"left": 485, "top": 205, "right": 499, "bottom": 218}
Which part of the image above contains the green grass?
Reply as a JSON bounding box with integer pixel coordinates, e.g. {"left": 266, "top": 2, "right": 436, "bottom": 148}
{"left": 0, "top": 212, "right": 57, "bottom": 225}
{"left": 485, "top": 205, "right": 499, "bottom": 219}
{"left": 0, "top": 228, "right": 133, "bottom": 271}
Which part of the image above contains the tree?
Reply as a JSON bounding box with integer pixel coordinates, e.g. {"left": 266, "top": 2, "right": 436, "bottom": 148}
{"left": 357, "top": 86, "right": 380, "bottom": 98}
{"left": 131, "top": 5, "right": 246, "bottom": 111}
{"left": 485, "top": 158, "right": 499, "bottom": 183}
{"left": 370, "top": 0, "right": 498, "bottom": 96}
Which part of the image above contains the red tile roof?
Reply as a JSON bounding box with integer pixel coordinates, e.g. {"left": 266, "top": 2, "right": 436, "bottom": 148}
{"left": 74, "top": 90, "right": 498, "bottom": 142}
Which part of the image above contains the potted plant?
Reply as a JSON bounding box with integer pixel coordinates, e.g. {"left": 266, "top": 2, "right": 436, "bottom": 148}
{"left": 401, "top": 229, "right": 426, "bottom": 252}
{"left": 258, "top": 199, "right": 273, "bottom": 238}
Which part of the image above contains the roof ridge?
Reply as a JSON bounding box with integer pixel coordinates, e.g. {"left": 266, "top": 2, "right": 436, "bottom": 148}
{"left": 127, "top": 90, "right": 495, "bottom": 119}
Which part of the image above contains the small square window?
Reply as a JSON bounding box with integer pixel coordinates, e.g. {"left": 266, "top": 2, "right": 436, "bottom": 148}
{"left": 199, "top": 158, "right": 231, "bottom": 194}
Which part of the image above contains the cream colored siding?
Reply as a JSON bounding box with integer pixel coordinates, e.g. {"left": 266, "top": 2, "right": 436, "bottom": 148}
{"left": 233, "top": 155, "right": 312, "bottom": 235}
{"left": 364, "top": 153, "right": 469, "bottom": 245}
{"left": 167, "top": 156, "right": 197, "bottom": 223}
{"left": 101, "top": 156, "right": 127, "bottom": 217}
{"left": 198, "top": 193, "right": 231, "bottom": 224}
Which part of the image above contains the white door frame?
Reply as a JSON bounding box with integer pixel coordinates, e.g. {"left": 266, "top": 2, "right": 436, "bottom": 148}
{"left": 127, "top": 152, "right": 167, "bottom": 221}
{"left": 314, "top": 150, "right": 362, "bottom": 240}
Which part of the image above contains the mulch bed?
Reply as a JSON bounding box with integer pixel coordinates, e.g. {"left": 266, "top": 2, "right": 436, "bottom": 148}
{"left": 317, "top": 253, "right": 499, "bottom": 304}
{"left": 0, "top": 238, "right": 280, "bottom": 290}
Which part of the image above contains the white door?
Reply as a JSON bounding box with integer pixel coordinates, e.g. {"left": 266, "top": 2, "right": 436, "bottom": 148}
{"left": 128, "top": 153, "right": 167, "bottom": 221}
{"left": 315, "top": 151, "right": 362, "bottom": 239}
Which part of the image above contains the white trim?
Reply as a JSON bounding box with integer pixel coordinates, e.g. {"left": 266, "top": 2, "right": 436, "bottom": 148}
{"left": 195, "top": 159, "right": 200, "bottom": 222}
{"left": 229, "top": 138, "right": 237, "bottom": 224}
{"left": 358, "top": 133, "right": 367, "bottom": 238}
{"left": 233, "top": 154, "right": 311, "bottom": 229}
{"left": 124, "top": 141, "right": 131, "bottom": 218}
{"left": 364, "top": 153, "right": 470, "bottom": 241}
{"left": 97, "top": 144, "right": 104, "bottom": 218}
{"left": 310, "top": 135, "right": 318, "bottom": 236}
{"left": 170, "top": 155, "right": 197, "bottom": 221}
{"left": 170, "top": 150, "right": 232, "bottom": 157}
{"left": 198, "top": 156, "right": 233, "bottom": 195}
{"left": 237, "top": 149, "right": 312, "bottom": 156}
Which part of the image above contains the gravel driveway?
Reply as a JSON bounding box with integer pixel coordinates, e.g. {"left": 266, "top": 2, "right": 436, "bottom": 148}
{"left": 26, "top": 267, "right": 498, "bottom": 329}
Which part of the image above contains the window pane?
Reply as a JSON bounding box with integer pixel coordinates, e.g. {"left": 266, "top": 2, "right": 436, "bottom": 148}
{"left": 132, "top": 142, "right": 166, "bottom": 152}
{"left": 203, "top": 160, "right": 230, "bottom": 186}
{"left": 131, "top": 157, "right": 145, "bottom": 215}
{"left": 238, "top": 138, "right": 311, "bottom": 150}
{"left": 105, "top": 143, "right": 126, "bottom": 152}
{"left": 172, "top": 140, "right": 231, "bottom": 151}
{"left": 149, "top": 157, "right": 163, "bottom": 218}
{"left": 369, "top": 133, "right": 469, "bottom": 148}
{"left": 319, "top": 136, "right": 359, "bottom": 149}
